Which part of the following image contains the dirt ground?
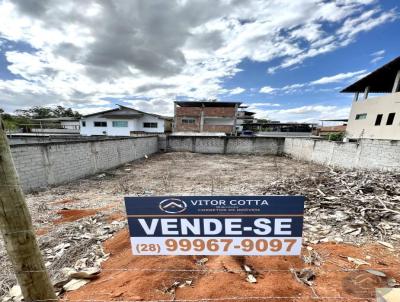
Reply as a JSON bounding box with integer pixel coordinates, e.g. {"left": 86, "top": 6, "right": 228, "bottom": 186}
{"left": 1, "top": 152, "right": 399, "bottom": 301}
{"left": 66, "top": 229, "right": 400, "bottom": 302}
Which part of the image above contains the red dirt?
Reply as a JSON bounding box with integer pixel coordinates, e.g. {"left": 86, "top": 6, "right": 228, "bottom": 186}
{"left": 53, "top": 209, "right": 99, "bottom": 224}
{"left": 64, "top": 229, "right": 400, "bottom": 302}
{"left": 36, "top": 227, "right": 50, "bottom": 236}
{"left": 106, "top": 211, "right": 126, "bottom": 223}
{"left": 51, "top": 198, "right": 79, "bottom": 205}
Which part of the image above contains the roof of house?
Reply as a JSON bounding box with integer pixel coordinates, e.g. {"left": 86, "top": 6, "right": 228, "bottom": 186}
{"left": 175, "top": 101, "right": 242, "bottom": 107}
{"left": 101, "top": 111, "right": 144, "bottom": 119}
{"left": 252, "top": 122, "right": 317, "bottom": 126}
{"left": 319, "top": 118, "right": 348, "bottom": 122}
{"left": 244, "top": 111, "right": 255, "bottom": 115}
{"left": 33, "top": 117, "right": 80, "bottom": 122}
{"left": 341, "top": 56, "right": 400, "bottom": 93}
{"left": 82, "top": 105, "right": 166, "bottom": 119}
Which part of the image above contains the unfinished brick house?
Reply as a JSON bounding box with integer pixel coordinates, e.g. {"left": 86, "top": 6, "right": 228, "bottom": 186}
{"left": 173, "top": 101, "right": 241, "bottom": 135}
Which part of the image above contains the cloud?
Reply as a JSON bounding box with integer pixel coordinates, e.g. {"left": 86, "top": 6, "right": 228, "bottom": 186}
{"left": 259, "top": 86, "right": 276, "bottom": 94}
{"left": 281, "top": 83, "right": 306, "bottom": 91}
{"left": 229, "top": 87, "right": 245, "bottom": 95}
{"left": 250, "top": 102, "right": 281, "bottom": 107}
{"left": 371, "top": 49, "right": 385, "bottom": 57}
{"left": 277, "top": 69, "right": 368, "bottom": 94}
{"left": 370, "top": 49, "right": 385, "bottom": 64}
{"left": 310, "top": 70, "right": 367, "bottom": 85}
{"left": 0, "top": 0, "right": 397, "bottom": 112}
{"left": 122, "top": 98, "right": 174, "bottom": 116}
{"left": 337, "top": 8, "right": 397, "bottom": 39}
{"left": 268, "top": 8, "right": 398, "bottom": 73}
{"left": 76, "top": 106, "right": 114, "bottom": 115}
{"left": 253, "top": 105, "right": 351, "bottom": 123}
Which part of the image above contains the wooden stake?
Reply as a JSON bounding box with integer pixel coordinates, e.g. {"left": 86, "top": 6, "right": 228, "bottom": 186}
{"left": 0, "top": 117, "right": 57, "bottom": 302}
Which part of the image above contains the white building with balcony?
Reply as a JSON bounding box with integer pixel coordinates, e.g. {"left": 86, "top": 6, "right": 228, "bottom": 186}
{"left": 341, "top": 56, "right": 400, "bottom": 140}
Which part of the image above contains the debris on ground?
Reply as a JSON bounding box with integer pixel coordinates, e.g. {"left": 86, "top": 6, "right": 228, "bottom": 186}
{"left": 1, "top": 285, "right": 22, "bottom": 302}
{"left": 66, "top": 267, "right": 101, "bottom": 280}
{"left": 290, "top": 268, "right": 316, "bottom": 286}
{"left": 263, "top": 168, "right": 400, "bottom": 244}
{"left": 0, "top": 153, "right": 399, "bottom": 301}
{"left": 377, "top": 241, "right": 395, "bottom": 250}
{"left": 161, "top": 280, "right": 193, "bottom": 298}
{"left": 243, "top": 265, "right": 257, "bottom": 284}
{"left": 0, "top": 213, "right": 125, "bottom": 298}
{"left": 366, "top": 269, "right": 386, "bottom": 278}
{"left": 303, "top": 247, "right": 323, "bottom": 266}
{"left": 387, "top": 277, "right": 400, "bottom": 288}
{"left": 347, "top": 256, "right": 371, "bottom": 267}
{"left": 196, "top": 258, "right": 208, "bottom": 266}
{"left": 63, "top": 279, "right": 91, "bottom": 292}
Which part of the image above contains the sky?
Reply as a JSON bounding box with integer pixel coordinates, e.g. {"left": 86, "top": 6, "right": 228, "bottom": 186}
{"left": 0, "top": 0, "right": 399, "bottom": 122}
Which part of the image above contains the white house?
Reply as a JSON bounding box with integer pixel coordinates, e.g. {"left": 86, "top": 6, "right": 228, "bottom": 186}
{"left": 80, "top": 105, "right": 166, "bottom": 136}
{"left": 341, "top": 56, "right": 400, "bottom": 140}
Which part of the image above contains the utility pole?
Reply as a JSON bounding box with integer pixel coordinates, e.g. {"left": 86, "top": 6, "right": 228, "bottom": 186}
{"left": 0, "top": 117, "right": 57, "bottom": 302}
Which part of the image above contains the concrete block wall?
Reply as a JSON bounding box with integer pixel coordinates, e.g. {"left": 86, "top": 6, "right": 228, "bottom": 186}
{"left": 157, "top": 134, "right": 167, "bottom": 152}
{"left": 356, "top": 139, "right": 400, "bottom": 170}
{"left": 167, "top": 136, "right": 284, "bottom": 155}
{"left": 284, "top": 138, "right": 400, "bottom": 171}
{"left": 11, "top": 135, "right": 400, "bottom": 193}
{"left": 11, "top": 136, "right": 158, "bottom": 192}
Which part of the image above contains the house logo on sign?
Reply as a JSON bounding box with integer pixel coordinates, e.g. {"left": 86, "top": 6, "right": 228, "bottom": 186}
{"left": 159, "top": 198, "right": 187, "bottom": 214}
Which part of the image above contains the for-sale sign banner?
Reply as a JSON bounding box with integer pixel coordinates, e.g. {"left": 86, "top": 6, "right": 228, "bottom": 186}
{"left": 124, "top": 196, "right": 304, "bottom": 256}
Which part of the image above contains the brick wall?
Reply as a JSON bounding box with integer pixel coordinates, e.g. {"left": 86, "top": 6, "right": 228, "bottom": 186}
{"left": 203, "top": 107, "right": 235, "bottom": 117}
{"left": 175, "top": 116, "right": 201, "bottom": 132}
{"left": 175, "top": 106, "right": 236, "bottom": 133}
{"left": 176, "top": 107, "right": 202, "bottom": 116}
{"left": 284, "top": 138, "right": 400, "bottom": 171}
{"left": 175, "top": 106, "right": 236, "bottom": 117}
{"left": 11, "top": 136, "right": 158, "bottom": 192}
{"left": 203, "top": 125, "right": 234, "bottom": 133}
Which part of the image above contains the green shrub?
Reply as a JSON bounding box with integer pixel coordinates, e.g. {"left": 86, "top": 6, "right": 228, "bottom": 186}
{"left": 328, "top": 132, "right": 344, "bottom": 141}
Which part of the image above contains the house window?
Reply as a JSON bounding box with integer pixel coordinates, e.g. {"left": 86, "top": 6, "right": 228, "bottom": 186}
{"left": 386, "top": 112, "right": 396, "bottom": 125}
{"left": 355, "top": 113, "right": 367, "bottom": 120}
{"left": 375, "top": 114, "right": 383, "bottom": 126}
{"left": 143, "top": 122, "right": 158, "bottom": 128}
{"left": 82, "top": 121, "right": 86, "bottom": 127}
{"left": 182, "top": 118, "right": 196, "bottom": 124}
{"left": 94, "top": 121, "right": 107, "bottom": 127}
{"left": 112, "top": 121, "right": 128, "bottom": 127}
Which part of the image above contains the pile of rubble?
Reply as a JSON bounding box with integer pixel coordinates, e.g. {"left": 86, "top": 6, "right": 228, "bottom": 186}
{"left": 0, "top": 214, "right": 126, "bottom": 301}
{"left": 263, "top": 168, "right": 400, "bottom": 244}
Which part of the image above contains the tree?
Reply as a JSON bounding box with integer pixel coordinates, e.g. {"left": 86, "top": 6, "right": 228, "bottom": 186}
{"left": 0, "top": 108, "right": 22, "bottom": 130}
{"left": 1, "top": 106, "right": 81, "bottom": 130}
{"left": 52, "top": 105, "right": 81, "bottom": 118}
{"left": 16, "top": 105, "right": 81, "bottom": 119}
{"left": 16, "top": 106, "right": 53, "bottom": 119}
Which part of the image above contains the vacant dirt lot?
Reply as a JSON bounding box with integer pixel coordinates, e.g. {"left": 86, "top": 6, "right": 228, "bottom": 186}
{"left": 1, "top": 152, "right": 399, "bottom": 301}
